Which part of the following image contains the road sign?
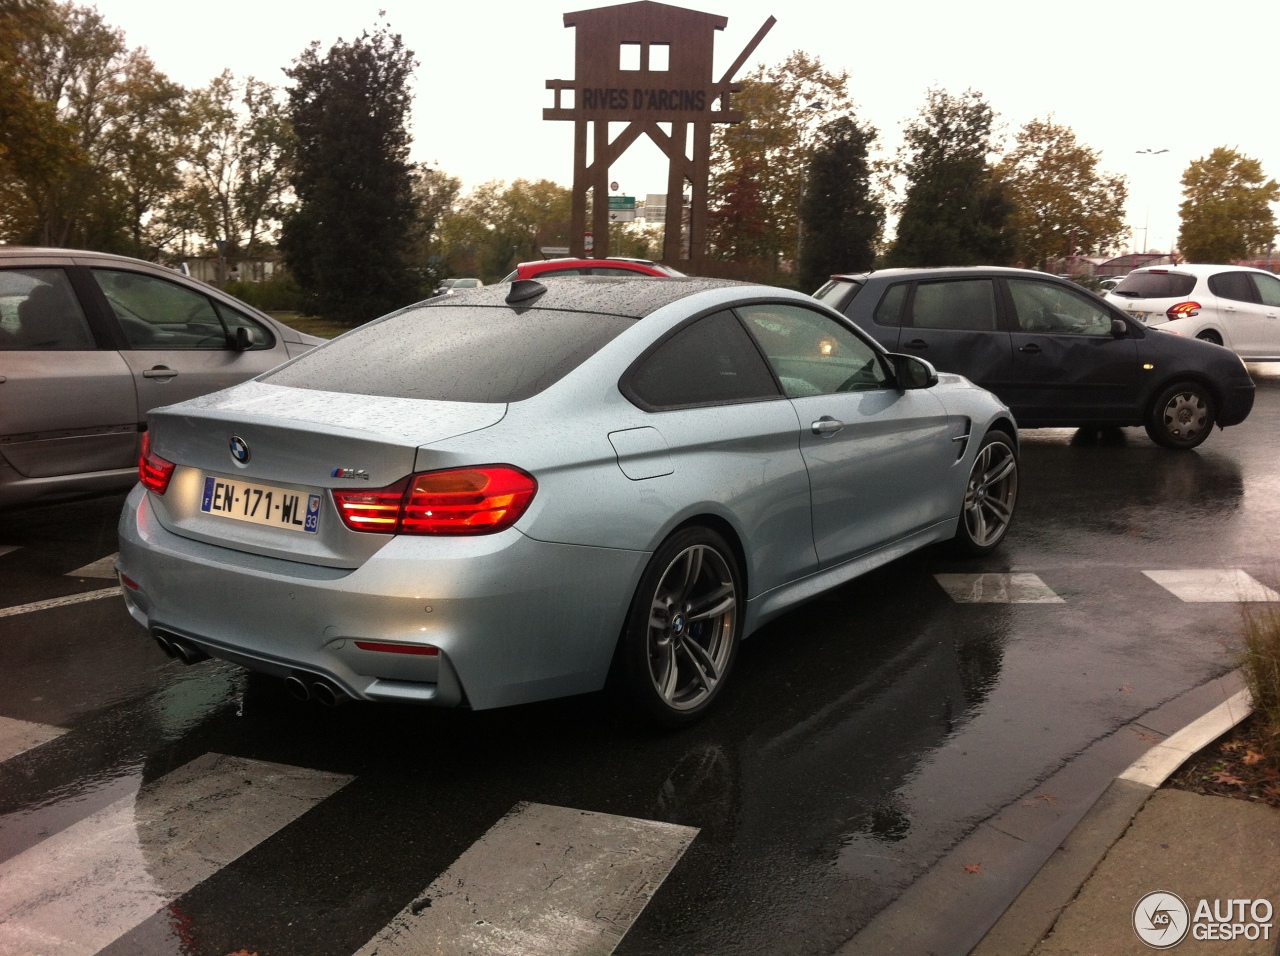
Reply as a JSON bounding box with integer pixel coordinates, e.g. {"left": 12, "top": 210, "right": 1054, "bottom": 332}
{"left": 584, "top": 232, "right": 594, "bottom": 252}
{"left": 610, "top": 181, "right": 619, "bottom": 192}
{"left": 608, "top": 210, "right": 636, "bottom": 222}
{"left": 607, "top": 196, "right": 636, "bottom": 211}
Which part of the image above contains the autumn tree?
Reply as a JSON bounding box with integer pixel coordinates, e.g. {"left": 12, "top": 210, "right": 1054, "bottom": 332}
{"left": 182, "top": 71, "right": 293, "bottom": 257}
{"left": 282, "top": 23, "right": 421, "bottom": 323}
{"left": 797, "top": 114, "right": 884, "bottom": 290}
{"left": 995, "top": 118, "right": 1127, "bottom": 268}
{"left": 1177, "top": 148, "right": 1279, "bottom": 263}
{"left": 888, "top": 88, "right": 1015, "bottom": 267}
{"left": 436, "top": 179, "right": 572, "bottom": 280}
{"left": 708, "top": 52, "right": 855, "bottom": 265}
{"left": 407, "top": 164, "right": 461, "bottom": 285}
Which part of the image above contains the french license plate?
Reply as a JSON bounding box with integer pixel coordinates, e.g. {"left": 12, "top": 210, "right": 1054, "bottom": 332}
{"left": 1131, "top": 311, "right": 1149, "bottom": 322}
{"left": 201, "top": 475, "right": 321, "bottom": 533}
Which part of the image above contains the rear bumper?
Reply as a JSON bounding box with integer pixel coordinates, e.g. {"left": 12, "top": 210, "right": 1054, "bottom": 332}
{"left": 117, "top": 486, "right": 648, "bottom": 709}
{"left": 1218, "top": 383, "right": 1255, "bottom": 427}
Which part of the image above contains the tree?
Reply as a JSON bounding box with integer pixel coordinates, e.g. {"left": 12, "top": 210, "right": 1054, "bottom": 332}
{"left": 708, "top": 52, "right": 855, "bottom": 265}
{"left": 407, "top": 164, "right": 461, "bottom": 286}
{"left": 183, "top": 71, "right": 293, "bottom": 258}
{"left": 436, "top": 179, "right": 572, "bottom": 280}
{"left": 282, "top": 23, "right": 420, "bottom": 324}
{"left": 995, "top": 118, "right": 1127, "bottom": 269}
{"left": 1178, "top": 148, "right": 1279, "bottom": 263}
{"left": 888, "top": 88, "right": 1015, "bottom": 267}
{"left": 798, "top": 114, "right": 884, "bottom": 290}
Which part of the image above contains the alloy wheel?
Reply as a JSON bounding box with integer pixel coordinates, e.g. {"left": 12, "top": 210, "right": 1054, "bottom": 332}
{"left": 963, "top": 440, "right": 1018, "bottom": 548}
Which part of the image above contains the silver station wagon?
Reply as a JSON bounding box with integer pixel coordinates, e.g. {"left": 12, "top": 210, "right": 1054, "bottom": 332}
{"left": 117, "top": 277, "right": 1019, "bottom": 725}
{"left": 0, "top": 247, "right": 322, "bottom": 508}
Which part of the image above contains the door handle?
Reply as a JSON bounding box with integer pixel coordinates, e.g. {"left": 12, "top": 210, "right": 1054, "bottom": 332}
{"left": 1019, "top": 343, "right": 1042, "bottom": 354}
{"left": 904, "top": 339, "right": 928, "bottom": 349}
{"left": 811, "top": 417, "right": 844, "bottom": 437}
{"left": 142, "top": 366, "right": 178, "bottom": 380}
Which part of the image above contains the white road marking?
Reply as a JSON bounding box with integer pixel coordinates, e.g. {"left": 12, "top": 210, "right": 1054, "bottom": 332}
{"left": 1121, "top": 689, "right": 1253, "bottom": 788}
{"left": 0, "top": 587, "right": 122, "bottom": 620}
{"left": 0, "top": 546, "right": 19, "bottom": 558}
{"left": 933, "top": 573, "right": 1065, "bottom": 604}
{"left": 66, "top": 554, "right": 118, "bottom": 579}
{"left": 355, "top": 801, "right": 698, "bottom": 956}
{"left": 0, "top": 752, "right": 352, "bottom": 956}
{"left": 0, "top": 716, "right": 65, "bottom": 765}
{"left": 1143, "top": 569, "right": 1280, "bottom": 603}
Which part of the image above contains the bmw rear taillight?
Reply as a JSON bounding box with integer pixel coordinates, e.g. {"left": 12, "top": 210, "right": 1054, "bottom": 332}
{"left": 332, "top": 465, "right": 537, "bottom": 535}
{"left": 1167, "top": 301, "right": 1201, "bottom": 319}
{"left": 138, "top": 432, "right": 175, "bottom": 495}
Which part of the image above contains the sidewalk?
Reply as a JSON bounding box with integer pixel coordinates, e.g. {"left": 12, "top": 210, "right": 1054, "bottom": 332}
{"left": 974, "top": 686, "right": 1280, "bottom": 955}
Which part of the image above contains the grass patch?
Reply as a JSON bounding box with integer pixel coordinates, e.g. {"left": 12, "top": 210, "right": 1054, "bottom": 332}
{"left": 267, "top": 313, "right": 351, "bottom": 340}
{"left": 1241, "top": 602, "right": 1280, "bottom": 760}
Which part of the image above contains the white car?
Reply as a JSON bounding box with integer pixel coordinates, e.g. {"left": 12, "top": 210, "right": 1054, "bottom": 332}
{"left": 1105, "top": 264, "right": 1280, "bottom": 360}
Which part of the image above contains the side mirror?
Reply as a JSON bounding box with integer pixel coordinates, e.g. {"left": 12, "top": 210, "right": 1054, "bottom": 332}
{"left": 1110, "top": 317, "right": 1128, "bottom": 338}
{"left": 890, "top": 353, "right": 939, "bottom": 390}
{"left": 234, "top": 326, "right": 254, "bottom": 351}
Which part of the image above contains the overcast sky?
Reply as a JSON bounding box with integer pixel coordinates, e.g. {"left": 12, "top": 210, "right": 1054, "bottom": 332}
{"left": 94, "top": 0, "right": 1279, "bottom": 257}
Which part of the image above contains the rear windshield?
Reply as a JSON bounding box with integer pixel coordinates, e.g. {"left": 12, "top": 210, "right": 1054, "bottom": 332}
{"left": 263, "top": 305, "right": 633, "bottom": 403}
{"left": 813, "top": 279, "right": 861, "bottom": 309}
{"left": 1111, "top": 272, "right": 1196, "bottom": 299}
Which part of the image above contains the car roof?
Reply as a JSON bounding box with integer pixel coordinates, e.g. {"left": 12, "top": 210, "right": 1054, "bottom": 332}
{"left": 0, "top": 245, "right": 163, "bottom": 264}
{"left": 1126, "top": 263, "right": 1270, "bottom": 276}
{"left": 828, "top": 266, "right": 1059, "bottom": 283}
{"left": 520, "top": 257, "right": 658, "bottom": 269}
{"left": 413, "top": 275, "right": 747, "bottom": 319}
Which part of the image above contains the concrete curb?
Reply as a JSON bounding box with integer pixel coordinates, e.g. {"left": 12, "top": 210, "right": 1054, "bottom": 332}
{"left": 970, "top": 687, "right": 1253, "bottom": 956}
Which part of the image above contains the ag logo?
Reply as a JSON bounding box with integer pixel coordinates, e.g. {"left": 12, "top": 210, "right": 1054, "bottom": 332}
{"left": 1134, "top": 891, "right": 1190, "bottom": 949}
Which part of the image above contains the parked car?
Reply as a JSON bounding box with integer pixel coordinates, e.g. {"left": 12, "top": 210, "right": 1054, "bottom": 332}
{"left": 815, "top": 266, "right": 1254, "bottom": 450}
{"left": 501, "top": 257, "right": 685, "bottom": 282}
{"left": 0, "top": 247, "right": 324, "bottom": 508}
{"left": 1097, "top": 276, "right": 1124, "bottom": 292}
{"left": 1104, "top": 264, "right": 1280, "bottom": 360}
{"left": 118, "top": 277, "right": 1018, "bottom": 726}
{"left": 433, "top": 277, "right": 485, "bottom": 297}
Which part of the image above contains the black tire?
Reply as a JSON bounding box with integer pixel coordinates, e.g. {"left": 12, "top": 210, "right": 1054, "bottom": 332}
{"left": 953, "top": 431, "right": 1018, "bottom": 557}
{"left": 1145, "top": 381, "right": 1215, "bottom": 450}
{"left": 1196, "top": 330, "right": 1223, "bottom": 346}
{"left": 618, "top": 526, "right": 742, "bottom": 728}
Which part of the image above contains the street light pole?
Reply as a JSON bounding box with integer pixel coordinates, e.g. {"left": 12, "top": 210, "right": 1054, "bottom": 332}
{"left": 795, "top": 99, "right": 827, "bottom": 272}
{"left": 1134, "top": 148, "right": 1169, "bottom": 256}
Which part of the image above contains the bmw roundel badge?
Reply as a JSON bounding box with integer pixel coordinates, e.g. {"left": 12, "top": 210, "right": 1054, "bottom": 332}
{"left": 229, "top": 435, "right": 250, "bottom": 465}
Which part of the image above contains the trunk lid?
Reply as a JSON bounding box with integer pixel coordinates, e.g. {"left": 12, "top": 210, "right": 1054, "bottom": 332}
{"left": 145, "top": 381, "right": 506, "bottom": 568}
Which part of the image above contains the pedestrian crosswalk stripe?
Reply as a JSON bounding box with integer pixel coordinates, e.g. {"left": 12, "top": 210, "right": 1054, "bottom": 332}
{"left": 66, "top": 553, "right": 118, "bottom": 579}
{"left": 1143, "top": 569, "right": 1280, "bottom": 603}
{"left": 934, "top": 573, "right": 1065, "bottom": 604}
{"left": 0, "top": 716, "right": 65, "bottom": 765}
{"left": 0, "top": 752, "right": 352, "bottom": 956}
{"left": 0, "top": 587, "right": 122, "bottom": 619}
{"left": 355, "top": 801, "right": 698, "bottom": 956}
{"left": 0, "top": 546, "right": 18, "bottom": 558}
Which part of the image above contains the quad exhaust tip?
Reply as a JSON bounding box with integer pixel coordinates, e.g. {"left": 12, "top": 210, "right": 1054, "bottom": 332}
{"left": 311, "top": 679, "right": 346, "bottom": 707}
{"left": 284, "top": 676, "right": 311, "bottom": 702}
{"left": 152, "top": 631, "right": 209, "bottom": 666}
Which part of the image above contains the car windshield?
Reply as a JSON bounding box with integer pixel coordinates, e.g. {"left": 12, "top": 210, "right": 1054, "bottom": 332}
{"left": 263, "top": 304, "right": 633, "bottom": 403}
{"left": 813, "top": 279, "right": 861, "bottom": 308}
{"left": 1111, "top": 272, "right": 1196, "bottom": 298}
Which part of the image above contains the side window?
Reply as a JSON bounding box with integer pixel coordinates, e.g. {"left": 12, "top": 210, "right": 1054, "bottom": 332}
{"left": 214, "top": 301, "right": 274, "bottom": 349}
{"left": 627, "top": 310, "right": 780, "bottom": 409}
{"left": 873, "top": 282, "right": 908, "bottom": 326}
{"left": 539, "top": 268, "right": 584, "bottom": 277}
{"left": 92, "top": 269, "right": 230, "bottom": 350}
{"left": 737, "top": 303, "right": 889, "bottom": 398}
{"left": 1249, "top": 273, "right": 1280, "bottom": 308}
{"left": 0, "top": 268, "right": 96, "bottom": 351}
{"left": 1208, "top": 272, "right": 1259, "bottom": 303}
{"left": 910, "top": 279, "right": 998, "bottom": 331}
{"left": 591, "top": 267, "right": 645, "bottom": 277}
{"left": 1008, "top": 279, "right": 1113, "bottom": 336}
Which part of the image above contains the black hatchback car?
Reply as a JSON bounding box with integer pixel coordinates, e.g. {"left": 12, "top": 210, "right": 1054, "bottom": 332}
{"left": 815, "top": 267, "right": 1255, "bottom": 450}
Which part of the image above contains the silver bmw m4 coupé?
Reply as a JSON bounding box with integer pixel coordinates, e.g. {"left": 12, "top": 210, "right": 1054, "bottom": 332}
{"left": 117, "top": 277, "right": 1019, "bottom": 726}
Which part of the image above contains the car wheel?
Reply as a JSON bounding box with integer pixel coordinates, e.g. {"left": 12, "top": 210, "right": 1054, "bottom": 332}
{"left": 1145, "top": 381, "right": 1215, "bottom": 450}
{"left": 619, "top": 527, "right": 742, "bottom": 728}
{"left": 954, "top": 431, "right": 1018, "bottom": 556}
{"left": 1196, "top": 330, "right": 1223, "bottom": 346}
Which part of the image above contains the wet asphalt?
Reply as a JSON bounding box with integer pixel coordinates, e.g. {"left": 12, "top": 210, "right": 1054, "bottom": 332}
{"left": 1, "top": 368, "right": 1278, "bottom": 956}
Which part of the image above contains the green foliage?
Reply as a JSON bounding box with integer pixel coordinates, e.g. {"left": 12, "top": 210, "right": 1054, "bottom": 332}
{"left": 798, "top": 114, "right": 884, "bottom": 291}
{"left": 609, "top": 222, "right": 664, "bottom": 260}
{"left": 709, "top": 52, "right": 855, "bottom": 264}
{"left": 223, "top": 274, "right": 304, "bottom": 313}
{"left": 281, "top": 22, "right": 421, "bottom": 324}
{"left": 436, "top": 179, "right": 572, "bottom": 281}
{"left": 1240, "top": 602, "right": 1280, "bottom": 760}
{"left": 995, "top": 118, "right": 1128, "bottom": 268}
{"left": 888, "top": 88, "right": 1015, "bottom": 268}
{"left": 1178, "top": 148, "right": 1279, "bottom": 263}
